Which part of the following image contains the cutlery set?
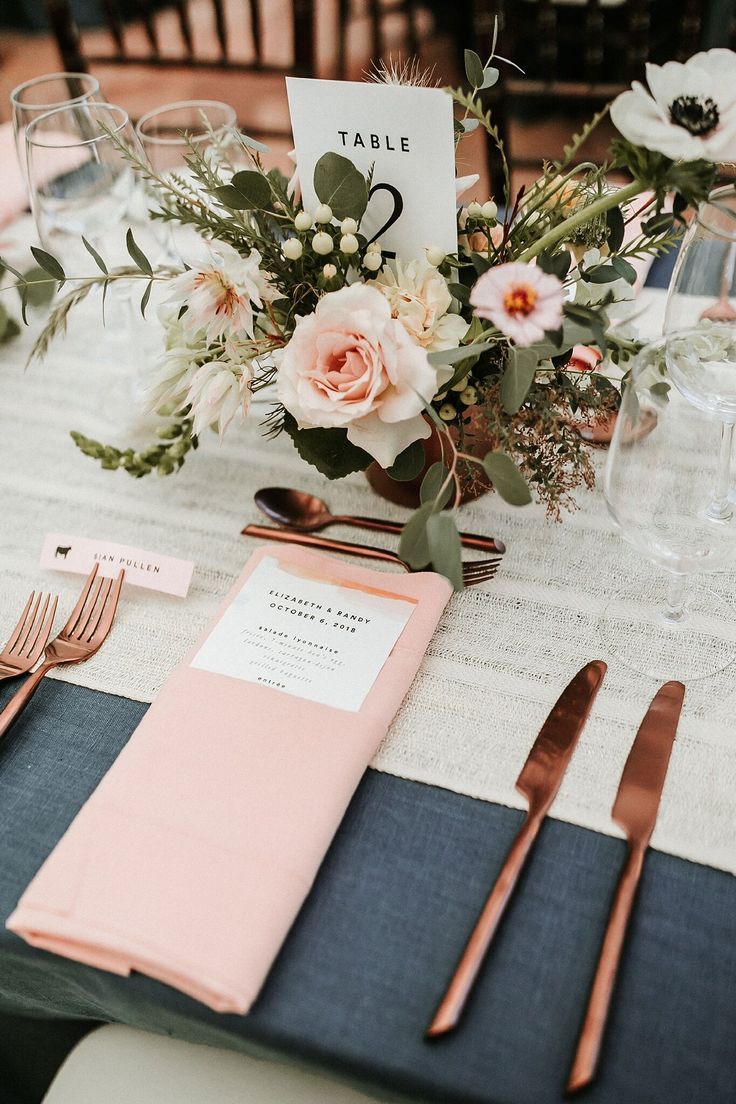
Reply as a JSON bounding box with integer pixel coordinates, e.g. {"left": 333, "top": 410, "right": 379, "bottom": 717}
{"left": 0, "top": 564, "right": 124, "bottom": 743}
{"left": 427, "top": 661, "right": 685, "bottom": 1095}
{"left": 0, "top": 501, "right": 685, "bottom": 1094}
{"left": 244, "top": 486, "right": 505, "bottom": 586}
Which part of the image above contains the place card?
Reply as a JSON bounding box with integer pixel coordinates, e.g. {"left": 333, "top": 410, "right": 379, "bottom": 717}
{"left": 286, "top": 77, "right": 458, "bottom": 261}
{"left": 40, "top": 533, "right": 194, "bottom": 597}
{"left": 191, "top": 555, "right": 416, "bottom": 712}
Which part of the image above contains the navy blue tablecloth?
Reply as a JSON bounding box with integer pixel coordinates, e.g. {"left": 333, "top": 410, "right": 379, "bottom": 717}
{"left": 0, "top": 677, "right": 734, "bottom": 1104}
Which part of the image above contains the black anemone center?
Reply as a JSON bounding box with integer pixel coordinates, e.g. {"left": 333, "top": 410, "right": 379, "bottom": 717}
{"left": 669, "top": 95, "right": 720, "bottom": 136}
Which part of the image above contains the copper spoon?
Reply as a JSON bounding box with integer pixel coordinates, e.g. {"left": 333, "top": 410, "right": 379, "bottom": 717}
{"left": 254, "top": 487, "right": 505, "bottom": 554}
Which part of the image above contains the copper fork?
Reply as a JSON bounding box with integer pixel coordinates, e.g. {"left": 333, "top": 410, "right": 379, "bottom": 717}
{"left": 0, "top": 564, "right": 125, "bottom": 743}
{"left": 0, "top": 592, "right": 58, "bottom": 682}
{"left": 242, "top": 525, "right": 501, "bottom": 586}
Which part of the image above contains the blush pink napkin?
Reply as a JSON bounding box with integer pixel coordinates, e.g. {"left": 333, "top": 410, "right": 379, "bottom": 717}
{"left": 7, "top": 545, "right": 452, "bottom": 1013}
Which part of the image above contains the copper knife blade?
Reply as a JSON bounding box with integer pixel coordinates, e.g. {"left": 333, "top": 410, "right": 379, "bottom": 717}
{"left": 567, "top": 680, "right": 685, "bottom": 1095}
{"left": 426, "top": 659, "right": 607, "bottom": 1038}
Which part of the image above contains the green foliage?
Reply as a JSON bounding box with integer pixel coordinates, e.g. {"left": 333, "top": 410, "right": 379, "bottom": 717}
{"left": 420, "top": 462, "right": 452, "bottom": 508}
{"left": 386, "top": 440, "right": 425, "bottom": 481}
{"left": 426, "top": 513, "right": 463, "bottom": 590}
{"left": 501, "top": 347, "right": 538, "bottom": 414}
{"left": 282, "top": 414, "right": 372, "bottom": 479}
{"left": 313, "top": 152, "right": 368, "bottom": 220}
{"left": 482, "top": 451, "right": 532, "bottom": 506}
{"left": 212, "top": 170, "right": 272, "bottom": 211}
{"left": 71, "top": 417, "right": 196, "bottom": 477}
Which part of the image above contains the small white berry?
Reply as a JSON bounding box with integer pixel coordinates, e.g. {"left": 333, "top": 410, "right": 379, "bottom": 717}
{"left": 340, "top": 217, "right": 358, "bottom": 234}
{"left": 426, "top": 247, "right": 446, "bottom": 267}
{"left": 439, "top": 402, "right": 457, "bottom": 421}
{"left": 451, "top": 377, "right": 468, "bottom": 392}
{"left": 315, "top": 203, "right": 333, "bottom": 224}
{"left": 294, "top": 210, "right": 312, "bottom": 232}
{"left": 366, "top": 240, "right": 381, "bottom": 253}
{"left": 459, "top": 385, "right": 478, "bottom": 406}
{"left": 481, "top": 200, "right": 498, "bottom": 220}
{"left": 340, "top": 233, "right": 359, "bottom": 255}
{"left": 281, "top": 237, "right": 303, "bottom": 261}
{"left": 467, "top": 201, "right": 483, "bottom": 218}
{"left": 312, "top": 231, "right": 333, "bottom": 255}
{"left": 362, "top": 251, "right": 382, "bottom": 272}
{"left": 322, "top": 263, "right": 337, "bottom": 279}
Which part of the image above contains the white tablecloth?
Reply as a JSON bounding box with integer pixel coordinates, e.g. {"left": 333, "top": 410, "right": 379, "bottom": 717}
{"left": 1, "top": 218, "right": 735, "bottom": 875}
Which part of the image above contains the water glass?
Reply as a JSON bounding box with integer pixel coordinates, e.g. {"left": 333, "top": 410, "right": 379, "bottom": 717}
{"left": 11, "top": 72, "right": 103, "bottom": 182}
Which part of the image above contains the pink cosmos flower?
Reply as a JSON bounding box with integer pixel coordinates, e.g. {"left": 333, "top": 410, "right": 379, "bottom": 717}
{"left": 277, "top": 284, "right": 444, "bottom": 468}
{"left": 470, "top": 262, "right": 564, "bottom": 347}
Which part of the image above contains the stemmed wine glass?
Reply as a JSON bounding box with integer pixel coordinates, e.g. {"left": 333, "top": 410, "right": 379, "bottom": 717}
{"left": 24, "top": 101, "right": 143, "bottom": 267}
{"left": 11, "top": 73, "right": 104, "bottom": 183}
{"left": 601, "top": 338, "right": 736, "bottom": 682}
{"left": 664, "top": 185, "right": 736, "bottom": 521}
{"left": 134, "top": 100, "right": 238, "bottom": 260}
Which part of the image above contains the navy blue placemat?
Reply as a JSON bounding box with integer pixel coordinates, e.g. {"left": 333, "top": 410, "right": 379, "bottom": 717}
{"left": 0, "top": 678, "right": 734, "bottom": 1104}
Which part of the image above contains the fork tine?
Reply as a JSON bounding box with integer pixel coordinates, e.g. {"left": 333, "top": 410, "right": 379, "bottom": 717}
{"left": 25, "top": 595, "right": 58, "bottom": 662}
{"left": 462, "top": 556, "right": 501, "bottom": 576}
{"left": 22, "top": 593, "right": 49, "bottom": 657}
{"left": 74, "top": 577, "right": 108, "bottom": 641}
{"left": 87, "top": 569, "right": 124, "bottom": 645}
{"left": 5, "top": 592, "right": 35, "bottom": 653}
{"left": 16, "top": 592, "right": 42, "bottom": 654}
{"left": 62, "top": 563, "right": 100, "bottom": 634}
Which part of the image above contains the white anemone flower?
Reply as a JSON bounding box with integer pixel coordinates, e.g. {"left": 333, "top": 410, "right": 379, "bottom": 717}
{"left": 185, "top": 359, "right": 254, "bottom": 439}
{"left": 611, "top": 49, "right": 736, "bottom": 162}
{"left": 167, "top": 240, "right": 274, "bottom": 343}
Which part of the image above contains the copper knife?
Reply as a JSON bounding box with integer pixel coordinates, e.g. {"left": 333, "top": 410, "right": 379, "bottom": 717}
{"left": 567, "top": 679, "right": 685, "bottom": 1095}
{"left": 426, "top": 659, "right": 607, "bottom": 1039}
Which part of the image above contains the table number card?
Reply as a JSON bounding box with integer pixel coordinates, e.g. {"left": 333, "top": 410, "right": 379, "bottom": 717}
{"left": 286, "top": 77, "right": 458, "bottom": 261}
{"left": 191, "top": 556, "right": 417, "bottom": 712}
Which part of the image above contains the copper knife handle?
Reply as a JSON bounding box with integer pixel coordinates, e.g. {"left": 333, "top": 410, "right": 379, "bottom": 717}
{"left": 426, "top": 807, "right": 545, "bottom": 1038}
{"left": 242, "top": 525, "right": 408, "bottom": 569}
{"left": 567, "top": 842, "right": 646, "bottom": 1095}
{"left": 334, "top": 515, "right": 505, "bottom": 555}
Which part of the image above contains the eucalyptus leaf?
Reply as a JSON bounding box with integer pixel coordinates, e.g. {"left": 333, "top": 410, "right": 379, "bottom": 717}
{"left": 447, "top": 282, "right": 470, "bottom": 305}
{"left": 125, "top": 229, "right": 153, "bottom": 276}
{"left": 213, "top": 169, "right": 271, "bottom": 211}
{"left": 313, "top": 152, "right": 368, "bottom": 220}
{"left": 500, "top": 347, "right": 538, "bottom": 414}
{"left": 420, "top": 462, "right": 452, "bottom": 508}
{"left": 461, "top": 118, "right": 480, "bottom": 134}
{"left": 481, "top": 66, "right": 499, "bottom": 89}
{"left": 21, "top": 265, "right": 56, "bottom": 310}
{"left": 610, "top": 256, "right": 637, "bottom": 285}
{"left": 426, "top": 513, "right": 464, "bottom": 590}
{"left": 584, "top": 264, "right": 621, "bottom": 284}
{"left": 398, "top": 502, "right": 435, "bottom": 568}
{"left": 29, "top": 246, "right": 65, "bottom": 284}
{"left": 428, "top": 340, "right": 495, "bottom": 367}
{"left": 464, "top": 48, "right": 485, "bottom": 88}
{"left": 82, "top": 236, "right": 108, "bottom": 274}
{"left": 537, "top": 250, "right": 571, "bottom": 280}
{"left": 386, "top": 440, "right": 425, "bottom": 481}
{"left": 482, "top": 451, "right": 532, "bottom": 506}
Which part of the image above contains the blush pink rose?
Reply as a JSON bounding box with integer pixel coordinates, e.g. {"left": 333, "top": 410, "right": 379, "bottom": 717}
{"left": 277, "top": 284, "right": 443, "bottom": 468}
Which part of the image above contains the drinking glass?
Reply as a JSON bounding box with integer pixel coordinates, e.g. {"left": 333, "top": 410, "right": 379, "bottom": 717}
{"left": 664, "top": 184, "right": 736, "bottom": 519}
{"left": 600, "top": 338, "right": 736, "bottom": 682}
{"left": 11, "top": 72, "right": 103, "bottom": 182}
{"left": 25, "top": 102, "right": 142, "bottom": 266}
{"left": 134, "top": 100, "right": 238, "bottom": 260}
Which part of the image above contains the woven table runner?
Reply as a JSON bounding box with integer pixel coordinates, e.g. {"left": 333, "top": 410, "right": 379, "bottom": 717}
{"left": 1, "top": 219, "right": 734, "bottom": 875}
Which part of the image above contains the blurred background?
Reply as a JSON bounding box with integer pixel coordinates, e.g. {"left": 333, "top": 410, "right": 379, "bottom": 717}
{"left": 2, "top": 0, "right": 735, "bottom": 200}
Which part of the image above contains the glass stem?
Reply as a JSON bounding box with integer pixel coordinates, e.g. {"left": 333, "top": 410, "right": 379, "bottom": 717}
{"left": 708, "top": 421, "right": 734, "bottom": 521}
{"left": 661, "top": 572, "right": 690, "bottom": 626}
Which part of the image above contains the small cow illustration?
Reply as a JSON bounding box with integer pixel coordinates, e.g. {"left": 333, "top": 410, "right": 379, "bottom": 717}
{"left": 55, "top": 546, "right": 72, "bottom": 559}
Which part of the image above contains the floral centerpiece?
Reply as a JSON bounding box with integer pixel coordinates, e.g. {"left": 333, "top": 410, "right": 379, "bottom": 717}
{"left": 3, "top": 45, "right": 735, "bottom": 587}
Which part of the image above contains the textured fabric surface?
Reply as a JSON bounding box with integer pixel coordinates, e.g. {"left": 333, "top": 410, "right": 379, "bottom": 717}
{"left": 1, "top": 219, "right": 735, "bottom": 873}
{"left": 0, "top": 680, "right": 735, "bottom": 1104}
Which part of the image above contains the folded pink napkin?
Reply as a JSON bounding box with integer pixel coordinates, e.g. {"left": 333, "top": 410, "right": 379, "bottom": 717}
{"left": 8, "top": 545, "right": 451, "bottom": 1012}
